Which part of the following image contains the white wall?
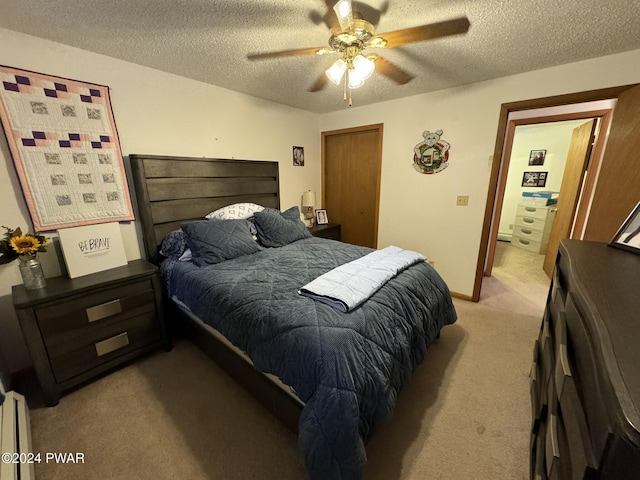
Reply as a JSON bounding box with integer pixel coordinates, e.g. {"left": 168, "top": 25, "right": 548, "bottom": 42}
{"left": 0, "top": 28, "right": 321, "bottom": 376}
{"left": 319, "top": 49, "right": 640, "bottom": 297}
{"left": 498, "top": 120, "right": 586, "bottom": 238}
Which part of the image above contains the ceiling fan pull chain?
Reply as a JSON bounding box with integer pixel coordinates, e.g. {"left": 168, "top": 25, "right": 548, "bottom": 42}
{"left": 343, "top": 74, "right": 348, "bottom": 102}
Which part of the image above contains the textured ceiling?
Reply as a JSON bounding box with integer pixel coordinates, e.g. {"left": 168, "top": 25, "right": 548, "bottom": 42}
{"left": 1, "top": 0, "right": 640, "bottom": 113}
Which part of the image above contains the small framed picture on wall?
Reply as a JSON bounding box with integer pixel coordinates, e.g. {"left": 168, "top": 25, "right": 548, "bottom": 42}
{"left": 293, "top": 146, "right": 305, "bottom": 166}
{"left": 529, "top": 149, "right": 547, "bottom": 166}
{"left": 522, "top": 171, "right": 547, "bottom": 187}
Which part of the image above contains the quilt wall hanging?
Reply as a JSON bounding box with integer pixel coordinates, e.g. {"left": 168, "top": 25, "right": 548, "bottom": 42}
{"left": 413, "top": 129, "right": 451, "bottom": 174}
{"left": 0, "top": 65, "right": 134, "bottom": 232}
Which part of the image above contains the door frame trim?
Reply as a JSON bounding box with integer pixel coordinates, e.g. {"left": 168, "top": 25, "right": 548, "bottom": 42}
{"left": 473, "top": 84, "right": 638, "bottom": 302}
{"left": 321, "top": 123, "right": 384, "bottom": 248}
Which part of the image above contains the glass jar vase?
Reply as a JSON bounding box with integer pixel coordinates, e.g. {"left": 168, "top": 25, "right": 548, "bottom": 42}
{"left": 18, "top": 254, "right": 47, "bottom": 290}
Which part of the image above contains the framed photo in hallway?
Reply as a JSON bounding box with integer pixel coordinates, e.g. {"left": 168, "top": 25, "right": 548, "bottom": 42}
{"left": 528, "top": 149, "right": 546, "bottom": 165}
{"left": 522, "top": 171, "right": 547, "bottom": 187}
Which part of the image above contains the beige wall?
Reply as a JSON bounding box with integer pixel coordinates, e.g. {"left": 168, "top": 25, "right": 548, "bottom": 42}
{"left": 319, "top": 49, "right": 640, "bottom": 296}
{"left": 0, "top": 28, "right": 321, "bottom": 375}
{"left": 1, "top": 25, "right": 639, "bottom": 379}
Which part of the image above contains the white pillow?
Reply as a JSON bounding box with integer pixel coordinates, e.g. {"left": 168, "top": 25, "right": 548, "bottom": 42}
{"left": 205, "top": 202, "right": 265, "bottom": 220}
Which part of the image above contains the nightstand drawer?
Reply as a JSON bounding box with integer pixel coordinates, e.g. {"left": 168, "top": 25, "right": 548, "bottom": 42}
{"left": 35, "top": 279, "right": 155, "bottom": 336}
{"left": 13, "top": 259, "right": 169, "bottom": 406}
{"left": 47, "top": 311, "right": 161, "bottom": 383}
{"left": 310, "top": 223, "right": 341, "bottom": 241}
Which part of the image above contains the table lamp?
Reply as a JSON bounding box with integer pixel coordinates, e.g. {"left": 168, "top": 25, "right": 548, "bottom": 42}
{"left": 302, "top": 190, "right": 317, "bottom": 227}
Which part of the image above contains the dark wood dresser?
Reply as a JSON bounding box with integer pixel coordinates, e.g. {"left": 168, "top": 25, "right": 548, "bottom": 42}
{"left": 12, "top": 259, "right": 170, "bottom": 406}
{"left": 310, "top": 223, "right": 341, "bottom": 241}
{"left": 530, "top": 239, "right": 640, "bottom": 479}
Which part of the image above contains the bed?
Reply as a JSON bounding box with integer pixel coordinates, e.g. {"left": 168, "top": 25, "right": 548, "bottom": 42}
{"left": 130, "top": 154, "right": 457, "bottom": 479}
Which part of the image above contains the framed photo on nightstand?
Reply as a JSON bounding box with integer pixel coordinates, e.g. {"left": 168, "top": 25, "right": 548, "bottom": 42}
{"left": 315, "top": 209, "right": 328, "bottom": 225}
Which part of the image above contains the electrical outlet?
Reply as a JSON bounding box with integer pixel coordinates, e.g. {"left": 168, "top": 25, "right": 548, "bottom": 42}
{"left": 509, "top": 223, "right": 514, "bottom": 230}
{"left": 456, "top": 195, "right": 469, "bottom": 206}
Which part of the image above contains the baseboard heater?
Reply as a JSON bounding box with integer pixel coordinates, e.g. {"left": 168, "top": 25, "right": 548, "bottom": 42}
{"left": 0, "top": 391, "right": 35, "bottom": 480}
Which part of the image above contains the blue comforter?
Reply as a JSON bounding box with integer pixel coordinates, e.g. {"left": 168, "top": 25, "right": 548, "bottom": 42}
{"left": 166, "top": 237, "right": 457, "bottom": 479}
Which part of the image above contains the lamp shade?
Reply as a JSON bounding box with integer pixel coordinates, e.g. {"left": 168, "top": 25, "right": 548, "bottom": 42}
{"left": 326, "top": 59, "right": 347, "bottom": 85}
{"left": 348, "top": 54, "right": 375, "bottom": 89}
{"left": 353, "top": 54, "right": 375, "bottom": 80}
{"left": 302, "top": 190, "right": 316, "bottom": 207}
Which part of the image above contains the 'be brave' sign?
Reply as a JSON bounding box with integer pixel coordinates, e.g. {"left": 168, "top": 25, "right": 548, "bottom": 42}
{"left": 58, "top": 222, "right": 127, "bottom": 278}
{"left": 78, "top": 237, "right": 111, "bottom": 256}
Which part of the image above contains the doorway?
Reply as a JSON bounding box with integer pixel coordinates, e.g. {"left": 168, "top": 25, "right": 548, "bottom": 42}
{"left": 492, "top": 119, "right": 593, "bottom": 279}
{"left": 321, "top": 123, "right": 383, "bottom": 248}
{"left": 473, "top": 84, "right": 640, "bottom": 302}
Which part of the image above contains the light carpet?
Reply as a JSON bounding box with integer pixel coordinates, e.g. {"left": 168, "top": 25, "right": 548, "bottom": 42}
{"left": 26, "top": 242, "right": 548, "bottom": 479}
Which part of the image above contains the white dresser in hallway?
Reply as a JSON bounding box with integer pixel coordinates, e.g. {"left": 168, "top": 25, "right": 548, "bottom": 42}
{"left": 511, "top": 203, "right": 556, "bottom": 254}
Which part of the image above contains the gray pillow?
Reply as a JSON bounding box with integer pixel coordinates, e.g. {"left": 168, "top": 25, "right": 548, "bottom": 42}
{"left": 181, "top": 219, "right": 263, "bottom": 266}
{"left": 253, "top": 206, "right": 312, "bottom": 247}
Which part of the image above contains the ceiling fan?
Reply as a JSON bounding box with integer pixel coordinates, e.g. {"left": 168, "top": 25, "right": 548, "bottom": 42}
{"left": 247, "top": 0, "right": 470, "bottom": 105}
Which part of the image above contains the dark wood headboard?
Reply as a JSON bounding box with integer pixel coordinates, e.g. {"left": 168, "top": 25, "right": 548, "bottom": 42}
{"left": 130, "top": 154, "right": 280, "bottom": 264}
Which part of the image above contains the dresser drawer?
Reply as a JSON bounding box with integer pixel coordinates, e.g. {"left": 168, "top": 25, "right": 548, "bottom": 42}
{"left": 513, "top": 224, "right": 546, "bottom": 243}
{"left": 516, "top": 204, "right": 555, "bottom": 221}
{"left": 545, "top": 413, "right": 571, "bottom": 480}
{"left": 553, "top": 308, "right": 598, "bottom": 477}
{"left": 538, "top": 311, "right": 554, "bottom": 392}
{"left": 47, "top": 311, "right": 161, "bottom": 383}
{"left": 512, "top": 235, "right": 545, "bottom": 253}
{"left": 563, "top": 294, "right": 610, "bottom": 465}
{"left": 35, "top": 279, "right": 155, "bottom": 337}
{"left": 514, "top": 215, "right": 552, "bottom": 233}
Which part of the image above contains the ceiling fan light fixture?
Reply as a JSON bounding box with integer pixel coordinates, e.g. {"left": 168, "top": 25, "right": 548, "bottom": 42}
{"left": 333, "top": 0, "right": 354, "bottom": 31}
{"left": 347, "top": 70, "right": 365, "bottom": 89}
{"left": 326, "top": 58, "right": 347, "bottom": 85}
{"left": 352, "top": 54, "right": 375, "bottom": 81}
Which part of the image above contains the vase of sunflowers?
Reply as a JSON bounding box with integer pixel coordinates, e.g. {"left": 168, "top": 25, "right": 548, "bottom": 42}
{"left": 1, "top": 226, "right": 48, "bottom": 290}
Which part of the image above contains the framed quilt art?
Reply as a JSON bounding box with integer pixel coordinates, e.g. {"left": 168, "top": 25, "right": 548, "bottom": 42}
{"left": 0, "top": 65, "right": 134, "bottom": 232}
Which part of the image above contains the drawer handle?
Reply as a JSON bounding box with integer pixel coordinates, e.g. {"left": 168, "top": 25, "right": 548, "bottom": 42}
{"left": 95, "top": 332, "right": 129, "bottom": 356}
{"left": 525, "top": 206, "right": 537, "bottom": 212}
{"left": 520, "top": 228, "right": 533, "bottom": 235}
{"left": 529, "top": 361, "right": 537, "bottom": 384}
{"left": 523, "top": 217, "right": 535, "bottom": 224}
{"left": 546, "top": 414, "right": 561, "bottom": 476}
{"left": 519, "top": 239, "right": 531, "bottom": 245}
{"left": 86, "top": 299, "right": 122, "bottom": 322}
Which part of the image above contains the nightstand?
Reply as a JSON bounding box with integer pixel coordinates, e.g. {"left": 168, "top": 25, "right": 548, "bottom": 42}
{"left": 310, "top": 223, "right": 341, "bottom": 241}
{"left": 12, "top": 259, "right": 170, "bottom": 406}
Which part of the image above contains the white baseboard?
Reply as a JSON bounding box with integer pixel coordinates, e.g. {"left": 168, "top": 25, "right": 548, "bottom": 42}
{"left": 0, "top": 391, "right": 35, "bottom": 480}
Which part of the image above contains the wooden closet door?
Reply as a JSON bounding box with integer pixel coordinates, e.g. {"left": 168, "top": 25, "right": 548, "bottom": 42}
{"left": 322, "top": 124, "right": 382, "bottom": 248}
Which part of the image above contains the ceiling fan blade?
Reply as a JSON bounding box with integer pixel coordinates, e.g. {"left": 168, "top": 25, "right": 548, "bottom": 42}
{"left": 308, "top": 73, "right": 329, "bottom": 92}
{"left": 375, "top": 16, "right": 470, "bottom": 48}
{"left": 374, "top": 56, "right": 414, "bottom": 85}
{"left": 247, "top": 46, "right": 328, "bottom": 61}
{"left": 333, "top": 0, "right": 354, "bottom": 31}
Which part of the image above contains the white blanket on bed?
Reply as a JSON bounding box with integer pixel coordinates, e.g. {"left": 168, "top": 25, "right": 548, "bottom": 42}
{"left": 298, "top": 245, "right": 426, "bottom": 312}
